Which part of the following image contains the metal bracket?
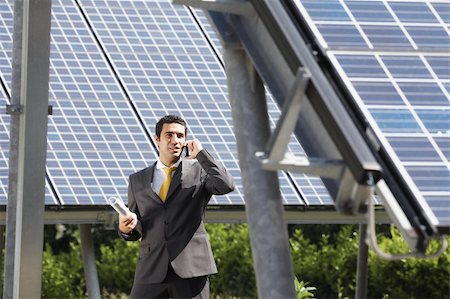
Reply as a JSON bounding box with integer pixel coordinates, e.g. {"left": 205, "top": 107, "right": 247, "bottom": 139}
{"left": 5, "top": 104, "right": 53, "bottom": 115}
{"left": 6, "top": 104, "right": 23, "bottom": 115}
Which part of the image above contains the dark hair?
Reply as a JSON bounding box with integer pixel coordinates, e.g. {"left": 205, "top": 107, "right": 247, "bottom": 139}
{"left": 155, "top": 115, "right": 187, "bottom": 137}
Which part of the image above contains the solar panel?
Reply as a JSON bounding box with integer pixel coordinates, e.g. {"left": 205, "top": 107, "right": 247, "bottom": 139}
{"left": 0, "top": 0, "right": 155, "bottom": 205}
{"left": 77, "top": 0, "right": 331, "bottom": 205}
{"left": 0, "top": 0, "right": 339, "bottom": 207}
{"left": 293, "top": 0, "right": 450, "bottom": 227}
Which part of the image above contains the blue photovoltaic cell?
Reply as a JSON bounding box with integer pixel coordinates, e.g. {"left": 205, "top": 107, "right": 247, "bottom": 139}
{"left": 301, "top": 0, "right": 350, "bottom": 21}
{"left": 297, "top": 0, "right": 450, "bottom": 226}
{"left": 435, "top": 137, "right": 450, "bottom": 160}
{"left": 426, "top": 56, "right": 450, "bottom": 80}
{"left": 406, "top": 166, "right": 450, "bottom": 193}
{"left": 369, "top": 108, "right": 423, "bottom": 134}
{"left": 389, "top": 2, "right": 438, "bottom": 23}
{"left": 432, "top": 3, "right": 450, "bottom": 23}
{"left": 346, "top": 1, "right": 394, "bottom": 22}
{"left": 334, "top": 55, "right": 387, "bottom": 78}
{"left": 362, "top": 25, "right": 413, "bottom": 49}
{"left": 0, "top": 0, "right": 155, "bottom": 205}
{"left": 397, "top": 82, "right": 450, "bottom": 106}
{"left": 352, "top": 82, "right": 404, "bottom": 106}
{"left": 316, "top": 24, "right": 368, "bottom": 48}
{"left": 381, "top": 56, "right": 432, "bottom": 79}
{"left": 387, "top": 137, "right": 442, "bottom": 162}
{"left": 406, "top": 26, "right": 450, "bottom": 50}
{"left": 416, "top": 109, "right": 450, "bottom": 134}
{"left": 424, "top": 196, "right": 450, "bottom": 227}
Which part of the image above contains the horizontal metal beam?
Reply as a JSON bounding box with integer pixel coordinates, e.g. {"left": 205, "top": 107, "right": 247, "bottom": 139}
{"left": 258, "top": 153, "right": 345, "bottom": 179}
{"left": 0, "top": 208, "right": 391, "bottom": 225}
{"left": 172, "top": 0, "right": 253, "bottom": 15}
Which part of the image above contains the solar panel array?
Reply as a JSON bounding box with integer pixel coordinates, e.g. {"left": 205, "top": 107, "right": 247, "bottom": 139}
{"left": 0, "top": 0, "right": 333, "bottom": 207}
{"left": 294, "top": 0, "right": 450, "bottom": 226}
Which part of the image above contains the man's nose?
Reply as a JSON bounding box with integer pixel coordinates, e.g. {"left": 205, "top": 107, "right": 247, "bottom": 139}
{"left": 171, "top": 135, "right": 180, "bottom": 144}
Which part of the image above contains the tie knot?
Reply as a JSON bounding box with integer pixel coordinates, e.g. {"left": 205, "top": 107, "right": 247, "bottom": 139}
{"left": 163, "top": 167, "right": 176, "bottom": 176}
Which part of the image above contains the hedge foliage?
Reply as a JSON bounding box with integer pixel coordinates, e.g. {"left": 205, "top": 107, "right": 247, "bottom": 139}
{"left": 40, "top": 224, "right": 450, "bottom": 298}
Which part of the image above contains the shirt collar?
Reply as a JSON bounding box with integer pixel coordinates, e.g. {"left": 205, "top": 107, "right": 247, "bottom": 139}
{"left": 156, "top": 157, "right": 182, "bottom": 170}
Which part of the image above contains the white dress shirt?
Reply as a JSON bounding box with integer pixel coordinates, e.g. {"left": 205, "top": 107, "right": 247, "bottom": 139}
{"left": 151, "top": 158, "right": 182, "bottom": 195}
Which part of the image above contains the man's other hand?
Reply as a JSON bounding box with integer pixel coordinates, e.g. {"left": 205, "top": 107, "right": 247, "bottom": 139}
{"left": 185, "top": 139, "right": 203, "bottom": 159}
{"left": 119, "top": 212, "right": 137, "bottom": 234}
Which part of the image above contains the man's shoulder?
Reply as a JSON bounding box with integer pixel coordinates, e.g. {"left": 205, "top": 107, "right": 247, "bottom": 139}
{"left": 130, "top": 163, "right": 156, "bottom": 179}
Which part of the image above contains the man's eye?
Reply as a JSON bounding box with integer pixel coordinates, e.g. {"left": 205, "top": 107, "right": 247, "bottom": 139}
{"left": 177, "top": 134, "right": 184, "bottom": 139}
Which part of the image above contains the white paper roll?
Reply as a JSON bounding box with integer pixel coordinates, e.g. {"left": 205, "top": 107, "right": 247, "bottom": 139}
{"left": 108, "top": 196, "right": 132, "bottom": 217}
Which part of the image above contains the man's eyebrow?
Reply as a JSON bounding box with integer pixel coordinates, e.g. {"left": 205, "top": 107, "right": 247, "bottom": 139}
{"left": 164, "top": 131, "right": 184, "bottom": 135}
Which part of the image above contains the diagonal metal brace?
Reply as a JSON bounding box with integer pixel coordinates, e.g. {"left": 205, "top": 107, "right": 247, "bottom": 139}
{"left": 265, "top": 67, "right": 310, "bottom": 161}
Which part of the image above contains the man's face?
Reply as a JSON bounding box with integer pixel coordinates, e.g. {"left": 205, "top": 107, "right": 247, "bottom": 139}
{"left": 155, "top": 123, "right": 186, "bottom": 163}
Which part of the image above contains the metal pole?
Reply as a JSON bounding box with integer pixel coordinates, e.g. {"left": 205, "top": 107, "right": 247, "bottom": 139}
{"left": 79, "top": 224, "right": 101, "bottom": 299}
{"left": 4, "top": 0, "right": 52, "bottom": 297}
{"left": 355, "top": 224, "right": 369, "bottom": 299}
{"left": 0, "top": 225, "right": 4, "bottom": 296}
{"left": 224, "top": 46, "right": 296, "bottom": 299}
{"left": 3, "top": 0, "right": 23, "bottom": 295}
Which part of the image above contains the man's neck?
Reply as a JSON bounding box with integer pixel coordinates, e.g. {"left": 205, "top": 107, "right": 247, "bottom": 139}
{"left": 159, "top": 156, "right": 180, "bottom": 167}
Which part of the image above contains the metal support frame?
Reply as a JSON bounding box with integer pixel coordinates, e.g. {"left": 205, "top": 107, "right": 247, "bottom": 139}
{"left": 3, "top": 0, "right": 52, "bottom": 298}
{"left": 255, "top": 66, "right": 373, "bottom": 214}
{"left": 224, "top": 47, "right": 296, "bottom": 298}
{"left": 257, "top": 67, "right": 346, "bottom": 180}
{"left": 0, "top": 225, "right": 4, "bottom": 296}
{"left": 355, "top": 224, "right": 368, "bottom": 299}
{"left": 79, "top": 224, "right": 101, "bottom": 299}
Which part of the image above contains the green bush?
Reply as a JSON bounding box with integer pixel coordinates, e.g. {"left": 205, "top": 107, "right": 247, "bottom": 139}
{"left": 290, "top": 225, "right": 450, "bottom": 299}
{"left": 206, "top": 223, "right": 257, "bottom": 298}
{"left": 40, "top": 224, "right": 449, "bottom": 299}
{"left": 368, "top": 226, "right": 450, "bottom": 299}
{"left": 42, "top": 240, "right": 85, "bottom": 298}
{"left": 97, "top": 238, "right": 139, "bottom": 295}
{"left": 290, "top": 225, "right": 359, "bottom": 298}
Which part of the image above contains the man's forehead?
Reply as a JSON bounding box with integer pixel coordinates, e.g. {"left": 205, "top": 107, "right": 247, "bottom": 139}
{"left": 161, "top": 123, "right": 186, "bottom": 133}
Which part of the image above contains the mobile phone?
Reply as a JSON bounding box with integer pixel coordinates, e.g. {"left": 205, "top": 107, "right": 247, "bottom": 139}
{"left": 184, "top": 145, "right": 190, "bottom": 157}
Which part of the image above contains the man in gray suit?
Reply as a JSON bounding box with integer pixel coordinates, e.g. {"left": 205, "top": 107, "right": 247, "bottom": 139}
{"left": 119, "top": 115, "right": 234, "bottom": 298}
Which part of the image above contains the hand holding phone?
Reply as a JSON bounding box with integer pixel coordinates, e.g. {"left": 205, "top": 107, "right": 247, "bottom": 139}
{"left": 184, "top": 139, "right": 203, "bottom": 159}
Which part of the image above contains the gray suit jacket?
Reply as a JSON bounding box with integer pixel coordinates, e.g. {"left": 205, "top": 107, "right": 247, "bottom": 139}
{"left": 121, "top": 150, "right": 234, "bottom": 286}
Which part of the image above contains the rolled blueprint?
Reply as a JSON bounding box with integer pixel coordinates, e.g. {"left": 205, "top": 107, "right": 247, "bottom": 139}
{"left": 108, "top": 196, "right": 132, "bottom": 217}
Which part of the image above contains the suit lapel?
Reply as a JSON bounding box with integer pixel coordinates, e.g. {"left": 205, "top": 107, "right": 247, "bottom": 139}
{"left": 139, "top": 162, "right": 161, "bottom": 204}
{"left": 166, "top": 162, "right": 182, "bottom": 201}
{"left": 166, "top": 158, "right": 195, "bottom": 201}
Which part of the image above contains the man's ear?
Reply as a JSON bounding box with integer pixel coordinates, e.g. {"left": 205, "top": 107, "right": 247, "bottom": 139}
{"left": 154, "top": 134, "right": 160, "bottom": 146}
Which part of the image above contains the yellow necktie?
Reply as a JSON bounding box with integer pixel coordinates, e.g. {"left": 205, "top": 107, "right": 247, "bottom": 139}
{"left": 159, "top": 167, "right": 176, "bottom": 202}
